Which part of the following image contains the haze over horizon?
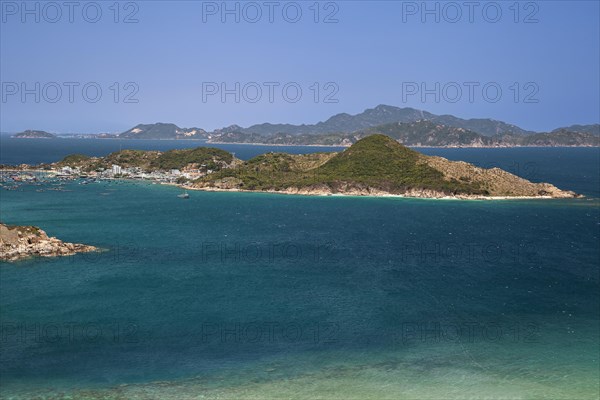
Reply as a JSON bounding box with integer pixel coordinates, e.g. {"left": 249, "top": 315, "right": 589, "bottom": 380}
{"left": 1, "top": 1, "right": 599, "bottom": 133}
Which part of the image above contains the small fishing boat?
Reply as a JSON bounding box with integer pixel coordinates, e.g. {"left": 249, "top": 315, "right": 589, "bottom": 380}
{"left": 177, "top": 190, "right": 190, "bottom": 199}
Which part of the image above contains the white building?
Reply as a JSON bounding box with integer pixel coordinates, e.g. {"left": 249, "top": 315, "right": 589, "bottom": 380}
{"left": 112, "top": 165, "right": 122, "bottom": 175}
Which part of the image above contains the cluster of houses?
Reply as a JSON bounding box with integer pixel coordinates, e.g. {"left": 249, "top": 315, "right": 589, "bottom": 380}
{"left": 55, "top": 164, "right": 213, "bottom": 183}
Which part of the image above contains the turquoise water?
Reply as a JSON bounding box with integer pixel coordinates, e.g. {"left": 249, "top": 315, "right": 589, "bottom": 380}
{"left": 1, "top": 148, "right": 599, "bottom": 399}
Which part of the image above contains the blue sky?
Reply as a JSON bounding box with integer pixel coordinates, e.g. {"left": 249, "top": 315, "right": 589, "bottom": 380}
{"left": 1, "top": 0, "right": 599, "bottom": 133}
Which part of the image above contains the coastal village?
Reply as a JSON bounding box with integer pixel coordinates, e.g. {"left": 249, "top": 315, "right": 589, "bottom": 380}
{"left": 0, "top": 161, "right": 218, "bottom": 190}
{"left": 1, "top": 165, "right": 196, "bottom": 188}
{"left": 55, "top": 163, "right": 214, "bottom": 182}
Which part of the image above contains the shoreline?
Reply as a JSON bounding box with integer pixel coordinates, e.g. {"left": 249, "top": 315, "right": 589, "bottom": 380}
{"left": 179, "top": 184, "right": 577, "bottom": 201}
{"left": 206, "top": 141, "right": 347, "bottom": 148}
{"left": 0, "top": 170, "right": 579, "bottom": 201}
{"left": 208, "top": 142, "right": 600, "bottom": 149}
{"left": 187, "top": 141, "right": 600, "bottom": 149}
{"left": 5, "top": 136, "right": 599, "bottom": 148}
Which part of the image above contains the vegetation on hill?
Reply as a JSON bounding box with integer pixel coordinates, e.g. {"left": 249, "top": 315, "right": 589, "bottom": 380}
{"left": 311, "top": 135, "right": 485, "bottom": 193}
{"left": 196, "top": 135, "right": 488, "bottom": 195}
{"left": 198, "top": 152, "right": 335, "bottom": 191}
{"left": 149, "top": 147, "right": 234, "bottom": 170}
{"left": 57, "top": 147, "right": 235, "bottom": 172}
{"left": 56, "top": 154, "right": 91, "bottom": 167}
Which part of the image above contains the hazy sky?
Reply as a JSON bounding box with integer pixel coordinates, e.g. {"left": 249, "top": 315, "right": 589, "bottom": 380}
{"left": 1, "top": 0, "right": 599, "bottom": 133}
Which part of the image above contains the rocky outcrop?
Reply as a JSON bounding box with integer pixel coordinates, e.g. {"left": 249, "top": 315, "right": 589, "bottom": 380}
{"left": 0, "top": 223, "right": 98, "bottom": 262}
{"left": 421, "top": 156, "right": 579, "bottom": 198}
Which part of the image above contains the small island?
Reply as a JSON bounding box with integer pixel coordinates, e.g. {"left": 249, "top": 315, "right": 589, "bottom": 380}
{"left": 12, "top": 130, "right": 57, "bottom": 139}
{"left": 192, "top": 135, "right": 579, "bottom": 199}
{"left": 0, "top": 223, "right": 98, "bottom": 262}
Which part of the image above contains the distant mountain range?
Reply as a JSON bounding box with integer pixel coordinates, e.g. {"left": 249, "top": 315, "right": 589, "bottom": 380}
{"left": 211, "top": 105, "right": 535, "bottom": 137}
{"left": 221, "top": 121, "right": 599, "bottom": 147}
{"left": 11, "top": 105, "right": 600, "bottom": 147}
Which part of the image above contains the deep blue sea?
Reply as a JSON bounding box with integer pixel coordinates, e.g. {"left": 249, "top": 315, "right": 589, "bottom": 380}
{"left": 1, "top": 140, "right": 599, "bottom": 399}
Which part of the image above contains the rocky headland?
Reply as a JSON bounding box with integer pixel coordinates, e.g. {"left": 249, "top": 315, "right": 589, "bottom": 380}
{"left": 0, "top": 223, "right": 99, "bottom": 262}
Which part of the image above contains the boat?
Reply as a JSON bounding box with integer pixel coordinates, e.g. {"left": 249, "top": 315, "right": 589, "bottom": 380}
{"left": 177, "top": 190, "right": 190, "bottom": 199}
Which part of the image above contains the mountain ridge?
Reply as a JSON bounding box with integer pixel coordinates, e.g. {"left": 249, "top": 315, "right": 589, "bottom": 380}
{"left": 209, "top": 120, "right": 600, "bottom": 147}
{"left": 13, "top": 105, "right": 599, "bottom": 146}
{"left": 222, "top": 105, "right": 532, "bottom": 137}
{"left": 112, "top": 105, "right": 595, "bottom": 143}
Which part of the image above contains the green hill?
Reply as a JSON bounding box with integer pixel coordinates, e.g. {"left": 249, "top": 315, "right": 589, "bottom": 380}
{"left": 150, "top": 147, "right": 234, "bottom": 170}
{"left": 57, "top": 147, "right": 235, "bottom": 172}
{"left": 194, "top": 134, "right": 577, "bottom": 198}
{"left": 55, "top": 154, "right": 92, "bottom": 167}
{"left": 311, "top": 134, "right": 482, "bottom": 193}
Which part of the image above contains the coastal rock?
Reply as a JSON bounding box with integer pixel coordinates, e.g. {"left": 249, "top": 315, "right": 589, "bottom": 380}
{"left": 0, "top": 223, "right": 98, "bottom": 262}
{"left": 422, "top": 156, "right": 579, "bottom": 198}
